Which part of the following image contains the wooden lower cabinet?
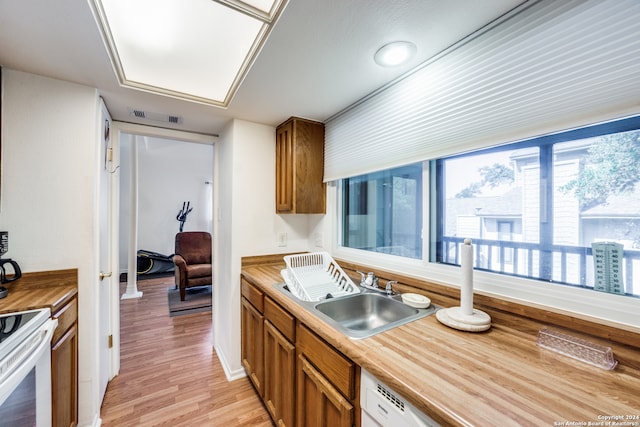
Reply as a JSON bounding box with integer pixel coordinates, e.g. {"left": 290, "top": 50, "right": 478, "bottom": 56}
{"left": 241, "top": 296, "right": 265, "bottom": 397}
{"left": 264, "top": 320, "right": 296, "bottom": 426}
{"left": 51, "top": 297, "right": 78, "bottom": 427}
{"left": 297, "top": 354, "right": 354, "bottom": 427}
{"left": 241, "top": 276, "right": 359, "bottom": 426}
{"left": 296, "top": 323, "right": 358, "bottom": 427}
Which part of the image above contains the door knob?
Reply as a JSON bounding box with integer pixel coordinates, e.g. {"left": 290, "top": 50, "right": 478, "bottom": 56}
{"left": 99, "top": 271, "right": 112, "bottom": 281}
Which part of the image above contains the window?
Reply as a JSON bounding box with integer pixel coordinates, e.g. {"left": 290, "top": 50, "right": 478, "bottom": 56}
{"left": 338, "top": 117, "right": 640, "bottom": 299}
{"left": 434, "top": 117, "right": 640, "bottom": 298}
{"left": 341, "top": 163, "right": 422, "bottom": 259}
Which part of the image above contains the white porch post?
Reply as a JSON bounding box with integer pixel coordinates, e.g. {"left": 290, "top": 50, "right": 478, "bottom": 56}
{"left": 122, "top": 136, "right": 142, "bottom": 299}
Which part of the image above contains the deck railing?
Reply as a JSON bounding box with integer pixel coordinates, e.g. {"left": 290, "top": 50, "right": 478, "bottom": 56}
{"left": 439, "top": 236, "right": 640, "bottom": 295}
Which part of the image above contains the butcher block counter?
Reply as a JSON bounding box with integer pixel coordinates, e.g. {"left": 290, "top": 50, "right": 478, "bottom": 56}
{"left": 0, "top": 268, "right": 78, "bottom": 314}
{"left": 241, "top": 257, "right": 640, "bottom": 427}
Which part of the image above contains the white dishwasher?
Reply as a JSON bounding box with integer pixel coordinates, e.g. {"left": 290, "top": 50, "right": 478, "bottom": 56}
{"left": 361, "top": 369, "right": 440, "bottom": 427}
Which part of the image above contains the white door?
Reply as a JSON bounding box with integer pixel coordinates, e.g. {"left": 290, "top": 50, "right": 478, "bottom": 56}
{"left": 98, "top": 101, "right": 113, "bottom": 403}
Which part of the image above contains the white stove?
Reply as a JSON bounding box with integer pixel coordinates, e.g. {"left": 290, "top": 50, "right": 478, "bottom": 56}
{"left": 0, "top": 308, "right": 57, "bottom": 427}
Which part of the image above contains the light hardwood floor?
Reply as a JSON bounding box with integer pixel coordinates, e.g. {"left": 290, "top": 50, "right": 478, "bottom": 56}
{"left": 100, "top": 277, "right": 273, "bottom": 426}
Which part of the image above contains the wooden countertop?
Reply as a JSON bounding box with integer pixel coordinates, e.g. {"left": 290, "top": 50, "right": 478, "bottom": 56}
{"left": 0, "top": 268, "right": 78, "bottom": 315}
{"left": 242, "top": 263, "right": 640, "bottom": 427}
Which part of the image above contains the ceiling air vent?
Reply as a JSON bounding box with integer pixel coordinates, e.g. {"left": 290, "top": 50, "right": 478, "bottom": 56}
{"left": 127, "top": 108, "right": 183, "bottom": 125}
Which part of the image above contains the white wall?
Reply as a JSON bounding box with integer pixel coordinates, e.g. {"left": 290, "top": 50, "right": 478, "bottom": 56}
{"left": 0, "top": 69, "right": 323, "bottom": 423}
{"left": 119, "top": 135, "right": 213, "bottom": 268}
{"left": 1, "top": 69, "right": 102, "bottom": 426}
{"left": 214, "top": 119, "right": 318, "bottom": 379}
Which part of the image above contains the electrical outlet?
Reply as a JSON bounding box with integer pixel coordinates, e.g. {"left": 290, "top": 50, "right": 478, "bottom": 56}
{"left": 277, "top": 232, "right": 287, "bottom": 247}
{"left": 314, "top": 232, "right": 323, "bottom": 247}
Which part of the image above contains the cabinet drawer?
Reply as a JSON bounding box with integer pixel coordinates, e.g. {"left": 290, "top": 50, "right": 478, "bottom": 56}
{"left": 297, "top": 324, "right": 355, "bottom": 399}
{"left": 264, "top": 297, "right": 295, "bottom": 342}
{"left": 52, "top": 297, "right": 78, "bottom": 344}
{"left": 241, "top": 278, "right": 264, "bottom": 313}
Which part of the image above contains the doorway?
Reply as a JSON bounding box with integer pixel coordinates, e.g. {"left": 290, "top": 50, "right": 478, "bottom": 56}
{"left": 107, "top": 122, "right": 217, "bottom": 378}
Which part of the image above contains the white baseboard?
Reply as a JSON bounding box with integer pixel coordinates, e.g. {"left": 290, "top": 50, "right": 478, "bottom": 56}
{"left": 214, "top": 344, "right": 247, "bottom": 381}
{"left": 80, "top": 414, "right": 102, "bottom": 427}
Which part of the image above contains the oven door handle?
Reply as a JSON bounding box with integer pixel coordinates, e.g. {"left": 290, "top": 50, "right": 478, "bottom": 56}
{"left": 0, "top": 317, "right": 58, "bottom": 405}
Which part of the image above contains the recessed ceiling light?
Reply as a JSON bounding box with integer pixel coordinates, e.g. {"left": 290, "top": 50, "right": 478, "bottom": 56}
{"left": 374, "top": 41, "right": 417, "bottom": 67}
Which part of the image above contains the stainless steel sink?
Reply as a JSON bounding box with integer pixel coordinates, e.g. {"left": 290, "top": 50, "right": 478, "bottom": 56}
{"left": 273, "top": 284, "right": 437, "bottom": 339}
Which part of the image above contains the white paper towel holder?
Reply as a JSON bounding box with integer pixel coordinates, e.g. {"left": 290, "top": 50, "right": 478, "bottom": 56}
{"left": 436, "top": 306, "right": 491, "bottom": 332}
{"left": 436, "top": 238, "right": 492, "bottom": 332}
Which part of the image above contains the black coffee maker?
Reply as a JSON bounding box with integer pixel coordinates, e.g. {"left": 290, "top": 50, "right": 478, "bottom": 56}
{"left": 0, "top": 231, "right": 22, "bottom": 299}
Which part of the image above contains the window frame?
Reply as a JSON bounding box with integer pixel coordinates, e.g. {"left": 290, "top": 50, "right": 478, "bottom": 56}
{"left": 340, "top": 163, "right": 424, "bottom": 259}
{"left": 433, "top": 115, "right": 640, "bottom": 295}
{"left": 331, "top": 116, "right": 640, "bottom": 330}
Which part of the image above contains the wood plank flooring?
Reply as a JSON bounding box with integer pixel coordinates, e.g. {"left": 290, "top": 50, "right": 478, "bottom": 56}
{"left": 100, "top": 277, "right": 273, "bottom": 426}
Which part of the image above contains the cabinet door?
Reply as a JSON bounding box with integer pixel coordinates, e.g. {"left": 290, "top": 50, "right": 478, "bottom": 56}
{"left": 276, "top": 121, "right": 294, "bottom": 213}
{"left": 52, "top": 323, "right": 78, "bottom": 427}
{"left": 241, "top": 297, "right": 264, "bottom": 397}
{"left": 292, "top": 119, "right": 325, "bottom": 214}
{"left": 264, "top": 320, "right": 295, "bottom": 427}
{"left": 297, "top": 354, "right": 353, "bottom": 427}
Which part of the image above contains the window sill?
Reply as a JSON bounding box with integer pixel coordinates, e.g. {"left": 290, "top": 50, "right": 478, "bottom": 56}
{"left": 333, "top": 246, "right": 640, "bottom": 332}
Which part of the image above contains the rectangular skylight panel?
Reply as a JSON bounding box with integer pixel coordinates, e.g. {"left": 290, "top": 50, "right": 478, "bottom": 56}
{"left": 97, "top": 0, "right": 271, "bottom": 104}
{"left": 239, "top": 0, "right": 279, "bottom": 14}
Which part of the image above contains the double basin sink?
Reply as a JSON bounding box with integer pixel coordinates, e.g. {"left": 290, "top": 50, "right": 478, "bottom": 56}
{"left": 274, "top": 284, "right": 437, "bottom": 339}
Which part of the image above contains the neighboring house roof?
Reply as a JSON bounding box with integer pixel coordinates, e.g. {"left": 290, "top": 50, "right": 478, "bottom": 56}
{"left": 445, "top": 188, "right": 522, "bottom": 235}
{"left": 447, "top": 187, "right": 522, "bottom": 217}
{"left": 445, "top": 182, "right": 640, "bottom": 238}
{"left": 581, "top": 185, "right": 640, "bottom": 218}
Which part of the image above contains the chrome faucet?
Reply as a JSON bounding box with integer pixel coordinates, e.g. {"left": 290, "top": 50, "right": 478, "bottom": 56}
{"left": 385, "top": 280, "right": 398, "bottom": 296}
{"left": 357, "top": 271, "right": 379, "bottom": 291}
{"left": 357, "top": 271, "right": 398, "bottom": 296}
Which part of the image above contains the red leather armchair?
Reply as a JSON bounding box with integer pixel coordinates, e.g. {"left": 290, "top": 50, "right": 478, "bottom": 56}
{"left": 173, "top": 232, "right": 212, "bottom": 301}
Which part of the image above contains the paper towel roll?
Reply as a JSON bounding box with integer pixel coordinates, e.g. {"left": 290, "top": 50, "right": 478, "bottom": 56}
{"left": 461, "top": 238, "right": 474, "bottom": 316}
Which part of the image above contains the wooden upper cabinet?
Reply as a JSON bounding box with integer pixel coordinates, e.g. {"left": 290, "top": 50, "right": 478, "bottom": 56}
{"left": 276, "top": 117, "right": 326, "bottom": 214}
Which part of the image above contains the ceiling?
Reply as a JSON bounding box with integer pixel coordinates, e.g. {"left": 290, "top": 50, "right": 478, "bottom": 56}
{"left": 0, "top": 0, "right": 525, "bottom": 136}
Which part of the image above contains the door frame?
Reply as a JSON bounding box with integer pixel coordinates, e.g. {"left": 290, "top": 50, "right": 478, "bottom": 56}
{"left": 107, "top": 121, "right": 217, "bottom": 377}
{"left": 98, "top": 99, "right": 117, "bottom": 400}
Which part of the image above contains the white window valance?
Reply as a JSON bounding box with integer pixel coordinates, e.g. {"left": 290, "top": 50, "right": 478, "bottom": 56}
{"left": 324, "top": 0, "right": 640, "bottom": 182}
